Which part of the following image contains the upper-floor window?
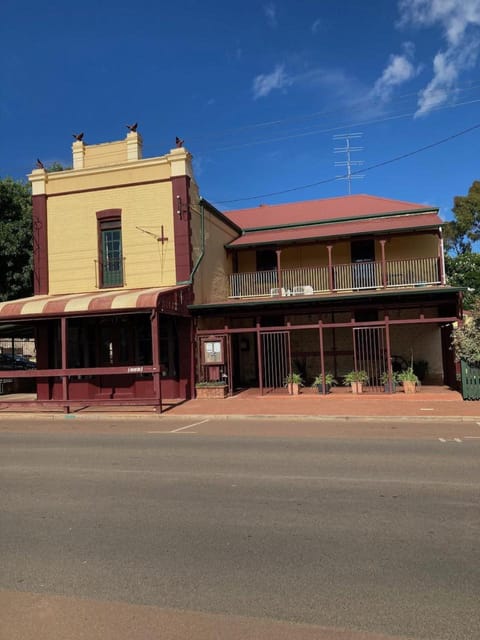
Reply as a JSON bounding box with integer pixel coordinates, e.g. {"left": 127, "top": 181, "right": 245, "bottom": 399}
{"left": 97, "top": 209, "right": 123, "bottom": 288}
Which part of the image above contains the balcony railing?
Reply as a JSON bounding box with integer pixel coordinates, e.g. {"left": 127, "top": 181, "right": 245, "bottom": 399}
{"left": 228, "top": 257, "right": 442, "bottom": 299}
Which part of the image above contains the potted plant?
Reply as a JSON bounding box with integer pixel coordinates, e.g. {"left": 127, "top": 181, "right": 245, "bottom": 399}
{"left": 195, "top": 381, "right": 228, "bottom": 398}
{"left": 343, "top": 370, "right": 369, "bottom": 394}
{"left": 312, "top": 373, "right": 337, "bottom": 394}
{"left": 380, "top": 370, "right": 399, "bottom": 393}
{"left": 284, "top": 372, "right": 303, "bottom": 395}
{"left": 398, "top": 367, "right": 418, "bottom": 393}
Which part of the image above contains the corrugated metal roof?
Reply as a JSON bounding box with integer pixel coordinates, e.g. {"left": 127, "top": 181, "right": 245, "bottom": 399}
{"left": 224, "top": 194, "right": 435, "bottom": 230}
{"left": 0, "top": 286, "right": 189, "bottom": 320}
{"left": 227, "top": 212, "right": 442, "bottom": 248}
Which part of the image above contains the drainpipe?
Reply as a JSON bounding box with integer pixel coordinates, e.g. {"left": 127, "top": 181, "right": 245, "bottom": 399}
{"left": 177, "top": 199, "right": 206, "bottom": 286}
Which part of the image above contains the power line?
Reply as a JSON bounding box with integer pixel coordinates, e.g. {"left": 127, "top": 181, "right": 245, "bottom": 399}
{"left": 214, "top": 121, "right": 480, "bottom": 206}
{"left": 187, "top": 79, "right": 480, "bottom": 143}
{"left": 194, "top": 97, "right": 480, "bottom": 154}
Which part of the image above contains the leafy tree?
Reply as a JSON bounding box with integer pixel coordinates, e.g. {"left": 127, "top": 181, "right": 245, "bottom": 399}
{"left": 445, "top": 252, "right": 480, "bottom": 309}
{"left": 452, "top": 300, "right": 480, "bottom": 365}
{"left": 0, "top": 177, "right": 33, "bottom": 301}
{"left": 443, "top": 180, "right": 480, "bottom": 255}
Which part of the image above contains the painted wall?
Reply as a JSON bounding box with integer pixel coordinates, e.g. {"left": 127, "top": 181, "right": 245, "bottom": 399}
{"left": 385, "top": 234, "right": 438, "bottom": 260}
{"left": 233, "top": 234, "right": 439, "bottom": 274}
{"left": 30, "top": 141, "right": 202, "bottom": 296}
{"left": 192, "top": 206, "right": 237, "bottom": 304}
{"left": 46, "top": 180, "right": 176, "bottom": 294}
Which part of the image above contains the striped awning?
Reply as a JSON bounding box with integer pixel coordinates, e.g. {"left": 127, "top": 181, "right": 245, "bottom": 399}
{"left": 0, "top": 286, "right": 190, "bottom": 320}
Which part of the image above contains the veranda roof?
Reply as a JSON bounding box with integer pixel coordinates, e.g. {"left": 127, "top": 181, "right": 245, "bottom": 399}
{"left": 226, "top": 212, "right": 442, "bottom": 248}
{"left": 0, "top": 286, "right": 190, "bottom": 321}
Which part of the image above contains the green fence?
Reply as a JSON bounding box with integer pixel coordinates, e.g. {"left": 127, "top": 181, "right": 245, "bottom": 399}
{"left": 460, "top": 360, "right": 480, "bottom": 400}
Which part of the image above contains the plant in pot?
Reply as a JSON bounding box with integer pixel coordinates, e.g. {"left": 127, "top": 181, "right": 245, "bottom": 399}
{"left": 312, "top": 373, "right": 337, "bottom": 394}
{"left": 380, "top": 370, "right": 399, "bottom": 394}
{"left": 343, "top": 370, "right": 369, "bottom": 394}
{"left": 284, "top": 372, "right": 303, "bottom": 395}
{"left": 398, "top": 367, "right": 419, "bottom": 393}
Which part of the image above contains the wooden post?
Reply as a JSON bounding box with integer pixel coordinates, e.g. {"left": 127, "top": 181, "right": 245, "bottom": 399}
{"left": 327, "top": 245, "right": 334, "bottom": 291}
{"left": 438, "top": 230, "right": 446, "bottom": 285}
{"left": 276, "top": 249, "right": 283, "bottom": 295}
{"left": 380, "top": 239, "right": 387, "bottom": 288}
{"left": 60, "top": 317, "right": 69, "bottom": 413}
{"left": 319, "top": 321, "right": 326, "bottom": 395}
{"left": 151, "top": 310, "right": 162, "bottom": 413}
{"left": 256, "top": 322, "right": 263, "bottom": 395}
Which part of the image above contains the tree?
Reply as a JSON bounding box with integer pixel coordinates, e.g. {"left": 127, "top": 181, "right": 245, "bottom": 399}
{"left": 0, "top": 177, "right": 33, "bottom": 301}
{"left": 452, "top": 300, "right": 480, "bottom": 365}
{"left": 443, "top": 180, "right": 480, "bottom": 255}
{"left": 445, "top": 252, "right": 480, "bottom": 309}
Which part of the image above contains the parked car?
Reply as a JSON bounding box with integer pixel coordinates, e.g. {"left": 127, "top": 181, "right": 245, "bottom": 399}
{"left": 0, "top": 354, "right": 36, "bottom": 370}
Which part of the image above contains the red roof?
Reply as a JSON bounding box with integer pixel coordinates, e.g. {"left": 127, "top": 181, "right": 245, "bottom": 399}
{"left": 224, "top": 194, "right": 435, "bottom": 230}
{"left": 227, "top": 212, "right": 442, "bottom": 248}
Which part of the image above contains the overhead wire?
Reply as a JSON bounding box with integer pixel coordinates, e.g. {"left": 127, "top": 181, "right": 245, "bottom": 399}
{"left": 214, "top": 121, "right": 480, "bottom": 205}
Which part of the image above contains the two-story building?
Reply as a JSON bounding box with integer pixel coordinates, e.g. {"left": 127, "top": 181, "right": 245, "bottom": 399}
{"left": 190, "top": 195, "right": 462, "bottom": 394}
{"left": 0, "top": 133, "right": 235, "bottom": 410}
{"left": 0, "top": 134, "right": 462, "bottom": 410}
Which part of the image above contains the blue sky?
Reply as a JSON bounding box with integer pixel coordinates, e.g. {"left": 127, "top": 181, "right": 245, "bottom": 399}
{"left": 1, "top": 0, "right": 480, "bottom": 219}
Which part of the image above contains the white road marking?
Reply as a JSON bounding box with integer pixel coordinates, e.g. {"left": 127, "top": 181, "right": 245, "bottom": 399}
{"left": 147, "top": 431, "right": 197, "bottom": 434}
{"left": 420, "top": 408, "right": 434, "bottom": 411}
{"left": 438, "top": 437, "right": 462, "bottom": 443}
{"left": 170, "top": 419, "right": 209, "bottom": 433}
{"left": 438, "top": 438, "right": 446, "bottom": 442}
{"left": 464, "top": 436, "right": 480, "bottom": 439}
{"left": 454, "top": 438, "right": 462, "bottom": 443}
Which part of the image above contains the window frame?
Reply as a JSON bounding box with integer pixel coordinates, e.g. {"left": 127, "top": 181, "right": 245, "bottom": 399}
{"left": 96, "top": 209, "right": 123, "bottom": 289}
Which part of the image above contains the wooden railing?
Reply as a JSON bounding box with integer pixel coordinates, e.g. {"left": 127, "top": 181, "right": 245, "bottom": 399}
{"left": 228, "top": 257, "right": 441, "bottom": 299}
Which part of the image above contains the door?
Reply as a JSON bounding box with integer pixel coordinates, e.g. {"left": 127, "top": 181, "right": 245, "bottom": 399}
{"left": 351, "top": 239, "right": 376, "bottom": 289}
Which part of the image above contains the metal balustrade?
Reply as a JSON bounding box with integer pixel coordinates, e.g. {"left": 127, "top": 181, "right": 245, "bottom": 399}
{"left": 228, "top": 257, "right": 441, "bottom": 299}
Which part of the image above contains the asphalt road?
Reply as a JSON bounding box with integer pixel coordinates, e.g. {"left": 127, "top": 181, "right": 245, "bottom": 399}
{"left": 0, "top": 425, "right": 479, "bottom": 639}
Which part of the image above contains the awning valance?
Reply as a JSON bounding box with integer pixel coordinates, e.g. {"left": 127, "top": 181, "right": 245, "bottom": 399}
{"left": 0, "top": 286, "right": 191, "bottom": 321}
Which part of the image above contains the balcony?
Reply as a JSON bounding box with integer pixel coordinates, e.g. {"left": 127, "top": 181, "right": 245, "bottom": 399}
{"left": 229, "top": 257, "right": 442, "bottom": 299}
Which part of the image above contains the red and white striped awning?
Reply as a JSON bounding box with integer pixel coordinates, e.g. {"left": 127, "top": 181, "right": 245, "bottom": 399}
{"left": 0, "top": 286, "right": 190, "bottom": 320}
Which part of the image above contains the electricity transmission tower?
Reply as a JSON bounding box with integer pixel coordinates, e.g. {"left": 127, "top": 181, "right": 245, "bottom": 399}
{"left": 333, "top": 133, "right": 364, "bottom": 195}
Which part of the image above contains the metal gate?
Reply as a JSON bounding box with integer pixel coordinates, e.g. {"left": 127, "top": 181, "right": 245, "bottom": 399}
{"left": 353, "top": 326, "right": 387, "bottom": 392}
{"left": 261, "top": 331, "right": 290, "bottom": 391}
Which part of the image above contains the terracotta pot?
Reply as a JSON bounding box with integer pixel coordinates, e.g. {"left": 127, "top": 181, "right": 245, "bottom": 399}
{"left": 288, "top": 382, "right": 300, "bottom": 395}
{"left": 351, "top": 381, "right": 363, "bottom": 394}
{"left": 403, "top": 381, "right": 416, "bottom": 394}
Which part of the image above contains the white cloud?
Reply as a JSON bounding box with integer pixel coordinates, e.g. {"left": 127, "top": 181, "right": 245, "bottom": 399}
{"left": 252, "top": 64, "right": 291, "bottom": 99}
{"left": 371, "top": 43, "right": 418, "bottom": 102}
{"left": 398, "top": 0, "right": 480, "bottom": 115}
{"left": 311, "top": 18, "right": 322, "bottom": 34}
{"left": 263, "top": 3, "right": 277, "bottom": 28}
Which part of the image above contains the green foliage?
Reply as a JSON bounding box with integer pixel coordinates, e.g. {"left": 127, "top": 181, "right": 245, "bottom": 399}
{"left": 343, "top": 370, "right": 369, "bottom": 385}
{"left": 0, "top": 177, "right": 33, "bottom": 301}
{"left": 444, "top": 181, "right": 480, "bottom": 255}
{"left": 397, "top": 367, "right": 419, "bottom": 384}
{"left": 312, "top": 372, "right": 337, "bottom": 387}
{"left": 445, "top": 252, "right": 480, "bottom": 309}
{"left": 284, "top": 372, "right": 304, "bottom": 385}
{"left": 452, "top": 301, "right": 480, "bottom": 366}
{"left": 195, "top": 381, "right": 227, "bottom": 387}
{"left": 379, "top": 371, "right": 400, "bottom": 385}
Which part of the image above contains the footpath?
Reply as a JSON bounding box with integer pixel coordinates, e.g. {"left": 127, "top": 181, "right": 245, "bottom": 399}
{"left": 0, "top": 387, "right": 479, "bottom": 421}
